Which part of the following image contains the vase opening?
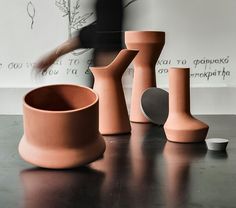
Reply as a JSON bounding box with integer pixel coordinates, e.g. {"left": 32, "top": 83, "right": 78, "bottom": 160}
{"left": 24, "top": 84, "right": 98, "bottom": 112}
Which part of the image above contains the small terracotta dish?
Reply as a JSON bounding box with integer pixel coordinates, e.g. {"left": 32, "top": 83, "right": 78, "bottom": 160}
{"left": 19, "top": 84, "right": 105, "bottom": 169}
{"left": 205, "top": 138, "right": 229, "bottom": 151}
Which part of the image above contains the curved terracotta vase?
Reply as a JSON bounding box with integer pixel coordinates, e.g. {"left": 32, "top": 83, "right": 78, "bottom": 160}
{"left": 164, "top": 68, "right": 209, "bottom": 143}
{"left": 90, "top": 49, "right": 138, "bottom": 135}
{"left": 18, "top": 84, "right": 106, "bottom": 169}
{"left": 125, "top": 31, "right": 165, "bottom": 123}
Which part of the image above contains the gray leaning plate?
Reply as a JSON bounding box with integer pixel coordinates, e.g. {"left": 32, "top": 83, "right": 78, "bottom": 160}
{"left": 140, "top": 87, "right": 169, "bottom": 125}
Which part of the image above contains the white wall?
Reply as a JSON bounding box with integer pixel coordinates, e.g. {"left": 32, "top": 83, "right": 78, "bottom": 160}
{"left": 1, "top": 0, "right": 236, "bottom": 114}
{"left": 124, "top": 0, "right": 236, "bottom": 87}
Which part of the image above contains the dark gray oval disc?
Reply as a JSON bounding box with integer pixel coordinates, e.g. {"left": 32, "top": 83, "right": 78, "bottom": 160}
{"left": 140, "top": 87, "right": 169, "bottom": 125}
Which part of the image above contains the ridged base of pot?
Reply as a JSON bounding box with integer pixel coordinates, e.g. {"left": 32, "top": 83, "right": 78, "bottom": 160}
{"left": 164, "top": 127, "right": 209, "bottom": 143}
{"left": 19, "top": 134, "right": 106, "bottom": 169}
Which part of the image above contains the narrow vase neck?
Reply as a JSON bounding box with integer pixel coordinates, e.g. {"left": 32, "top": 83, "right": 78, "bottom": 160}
{"left": 168, "top": 68, "right": 191, "bottom": 114}
{"left": 133, "top": 62, "right": 156, "bottom": 71}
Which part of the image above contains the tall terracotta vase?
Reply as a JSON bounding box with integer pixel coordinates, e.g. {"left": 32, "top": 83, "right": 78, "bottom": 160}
{"left": 18, "top": 84, "right": 105, "bottom": 169}
{"left": 164, "top": 68, "right": 209, "bottom": 143}
{"left": 90, "top": 49, "right": 138, "bottom": 135}
{"left": 125, "top": 31, "right": 165, "bottom": 123}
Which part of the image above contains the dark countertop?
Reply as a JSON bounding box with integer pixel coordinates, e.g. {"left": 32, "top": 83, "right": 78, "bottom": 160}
{"left": 0, "top": 115, "right": 236, "bottom": 208}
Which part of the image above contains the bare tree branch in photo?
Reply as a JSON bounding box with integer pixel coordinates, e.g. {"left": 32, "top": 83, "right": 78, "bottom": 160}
{"left": 27, "top": 1, "right": 36, "bottom": 29}
{"left": 124, "top": 0, "right": 138, "bottom": 9}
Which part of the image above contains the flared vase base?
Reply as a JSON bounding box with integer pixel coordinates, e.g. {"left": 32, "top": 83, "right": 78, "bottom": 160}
{"left": 19, "top": 134, "right": 106, "bottom": 169}
{"left": 164, "top": 127, "right": 209, "bottom": 143}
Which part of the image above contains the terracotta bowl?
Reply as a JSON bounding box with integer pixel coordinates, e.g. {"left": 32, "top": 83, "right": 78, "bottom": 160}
{"left": 19, "top": 84, "right": 105, "bottom": 169}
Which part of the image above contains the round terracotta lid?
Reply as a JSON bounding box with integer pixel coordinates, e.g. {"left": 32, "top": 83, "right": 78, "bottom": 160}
{"left": 141, "top": 87, "right": 169, "bottom": 125}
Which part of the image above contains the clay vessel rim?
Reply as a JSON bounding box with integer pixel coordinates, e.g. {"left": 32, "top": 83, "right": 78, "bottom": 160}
{"left": 23, "top": 84, "right": 98, "bottom": 113}
{"left": 125, "top": 31, "right": 165, "bottom": 41}
{"left": 125, "top": 30, "right": 165, "bottom": 34}
{"left": 125, "top": 33, "right": 165, "bottom": 44}
{"left": 90, "top": 49, "right": 138, "bottom": 70}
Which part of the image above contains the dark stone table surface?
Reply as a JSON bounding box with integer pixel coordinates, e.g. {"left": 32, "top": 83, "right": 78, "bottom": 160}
{"left": 0, "top": 115, "right": 236, "bottom": 208}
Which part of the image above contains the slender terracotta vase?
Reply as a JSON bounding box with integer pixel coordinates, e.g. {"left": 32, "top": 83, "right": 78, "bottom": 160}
{"left": 125, "top": 31, "right": 165, "bottom": 123}
{"left": 18, "top": 84, "right": 105, "bottom": 169}
{"left": 90, "top": 49, "right": 138, "bottom": 135}
{"left": 164, "top": 68, "right": 209, "bottom": 143}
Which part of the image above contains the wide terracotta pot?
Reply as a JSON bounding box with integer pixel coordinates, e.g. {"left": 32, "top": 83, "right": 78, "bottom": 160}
{"left": 18, "top": 84, "right": 105, "bottom": 169}
{"left": 164, "top": 68, "right": 209, "bottom": 143}
{"left": 90, "top": 49, "right": 138, "bottom": 135}
{"left": 125, "top": 31, "right": 165, "bottom": 123}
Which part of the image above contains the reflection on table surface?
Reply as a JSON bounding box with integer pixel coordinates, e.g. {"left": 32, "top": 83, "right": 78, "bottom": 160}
{"left": 1, "top": 115, "right": 235, "bottom": 207}
{"left": 20, "top": 123, "right": 210, "bottom": 208}
{"left": 20, "top": 167, "right": 105, "bottom": 208}
{"left": 163, "top": 141, "right": 207, "bottom": 208}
